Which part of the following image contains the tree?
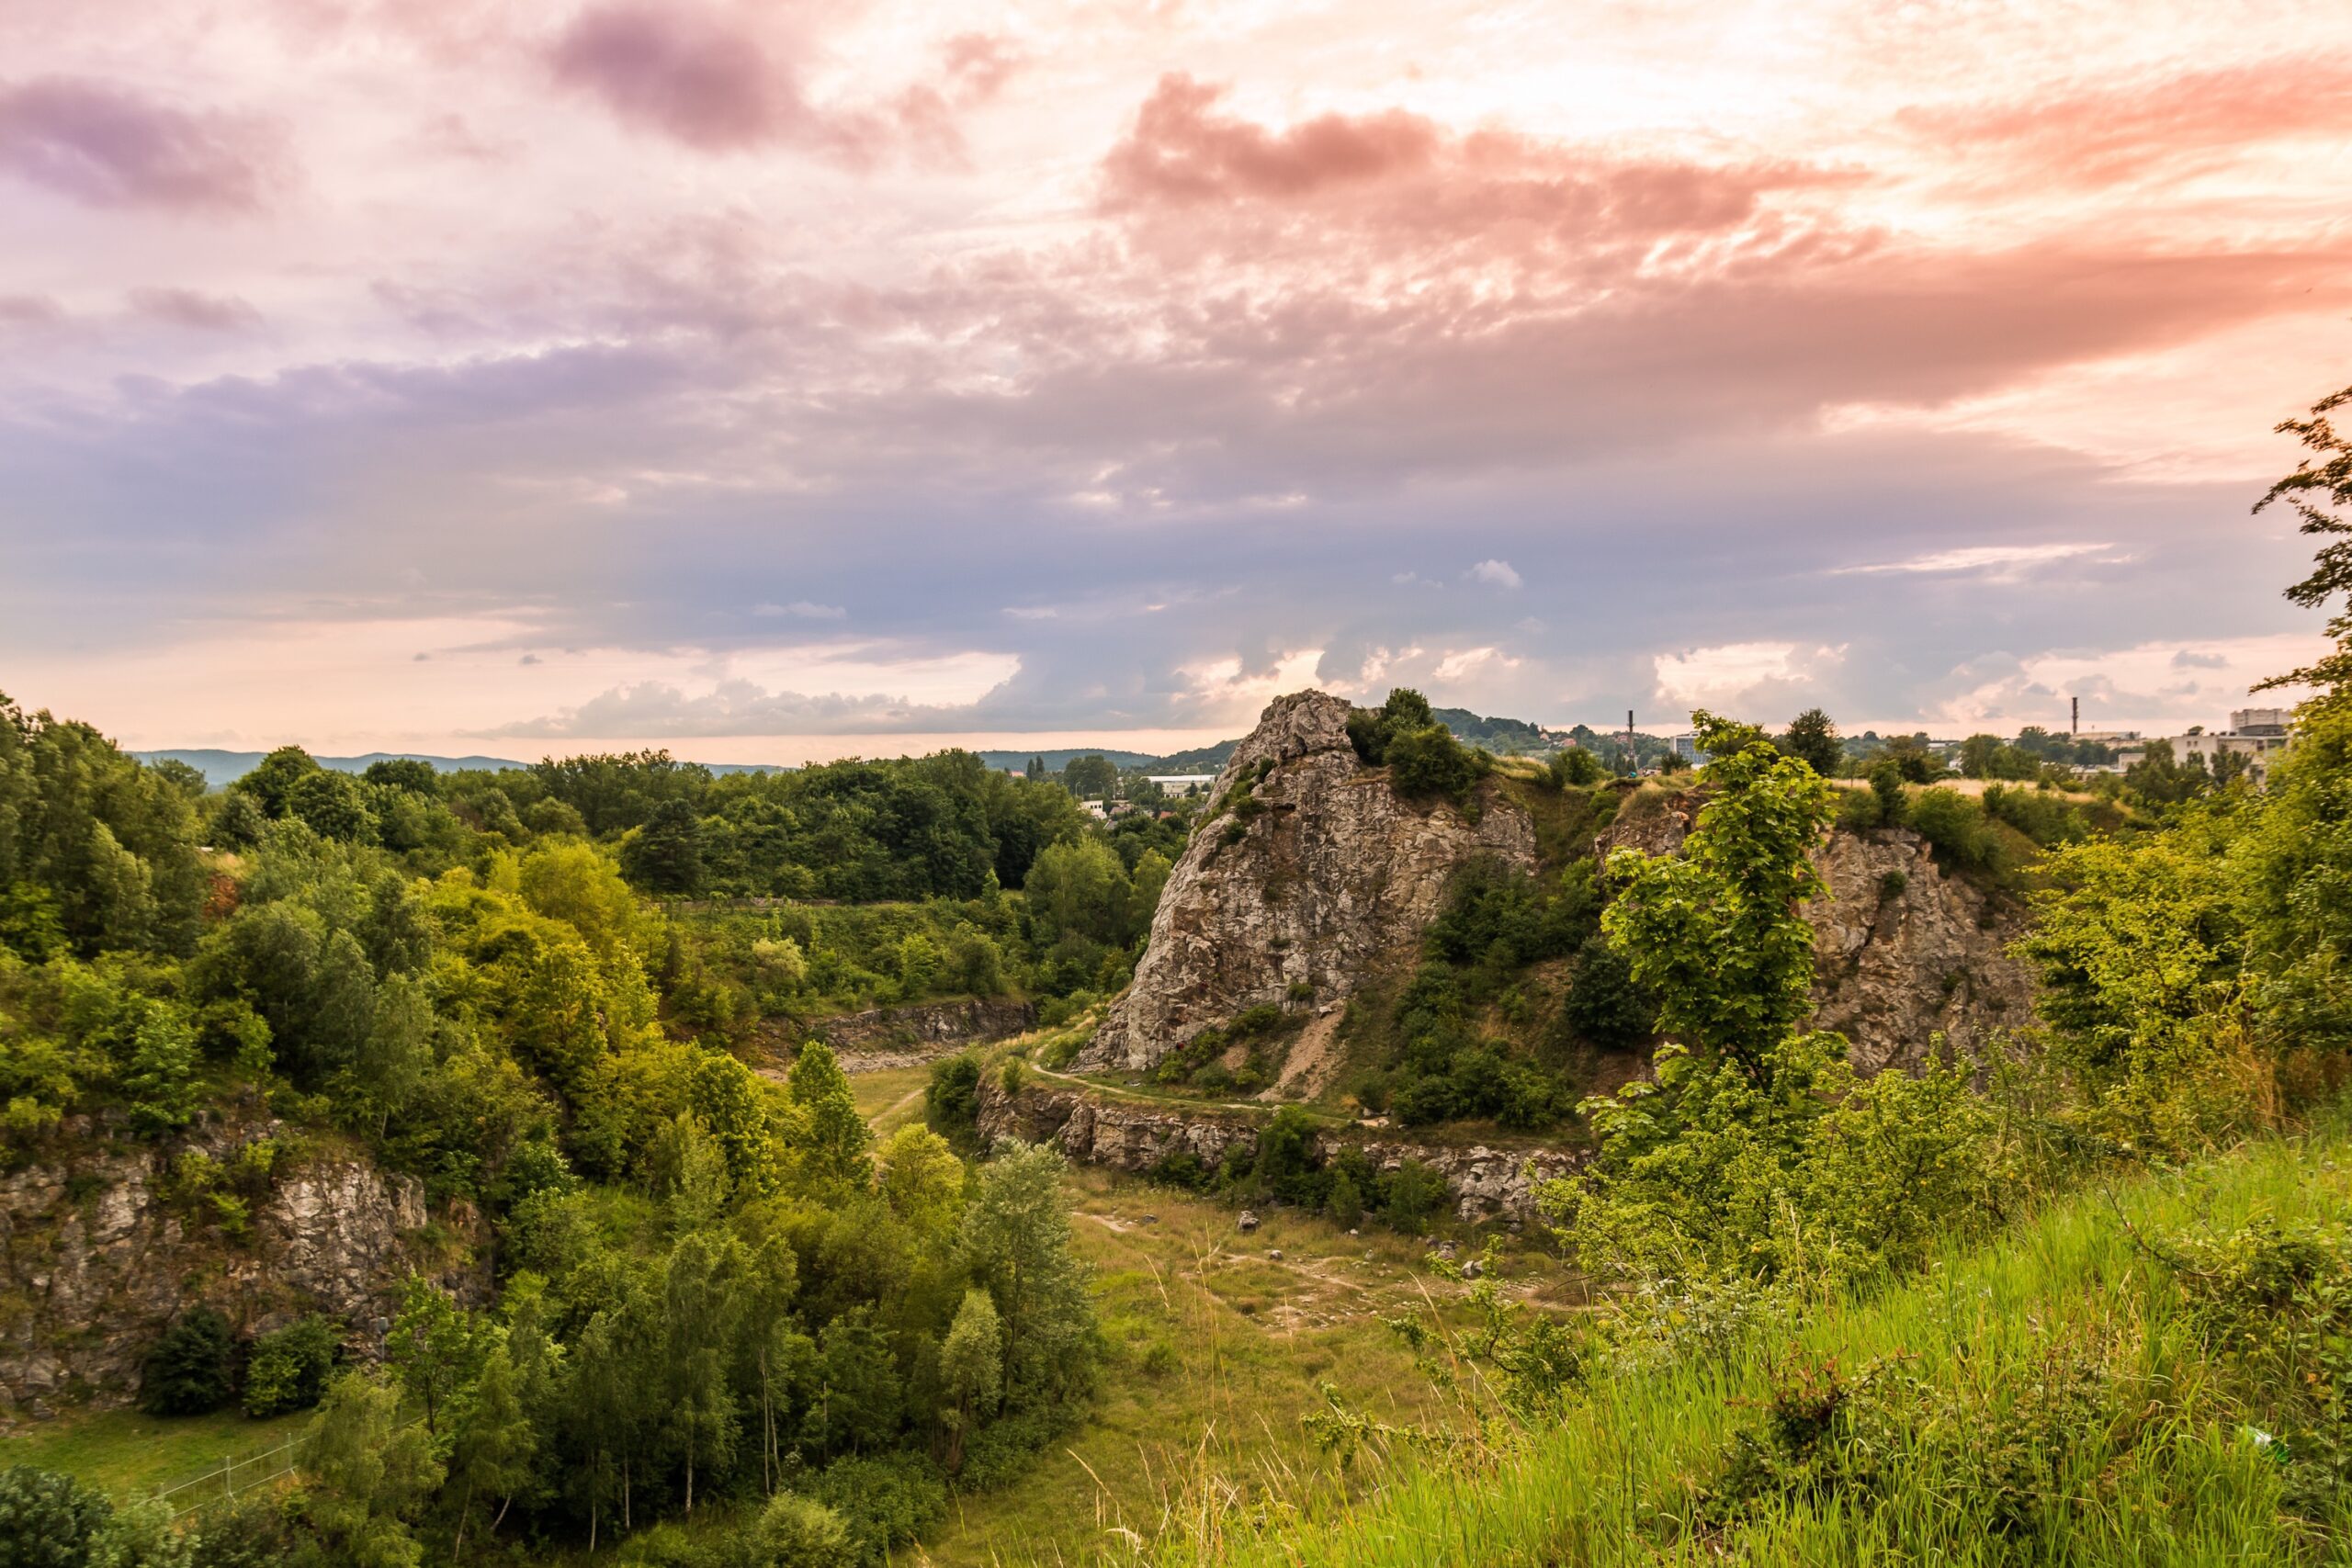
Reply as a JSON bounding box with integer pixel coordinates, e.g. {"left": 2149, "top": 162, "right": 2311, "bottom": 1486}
{"left": 1781, "top": 709, "right": 1842, "bottom": 777}
{"left": 386, "top": 1277, "right": 479, "bottom": 1436}
{"left": 786, "top": 1042, "right": 872, "bottom": 1198}
{"left": 243, "top": 1314, "right": 340, "bottom": 1417}
{"left": 1346, "top": 689, "right": 1437, "bottom": 764}
{"left": 286, "top": 771, "right": 376, "bottom": 844}
{"left": 299, "top": 1372, "right": 444, "bottom": 1568}
{"left": 362, "top": 758, "right": 438, "bottom": 795}
{"left": 1023, "top": 839, "right": 1134, "bottom": 946}
{"left": 447, "top": 1336, "right": 537, "bottom": 1553}
{"left": 937, "top": 1290, "right": 1002, "bottom": 1472}
{"left": 1548, "top": 746, "right": 1604, "bottom": 787}
{"left": 1869, "top": 759, "right": 1907, "bottom": 826}
{"left": 232, "top": 746, "right": 321, "bottom": 819}
{"left": 1059, "top": 755, "right": 1118, "bottom": 800}
{"left": 958, "top": 1141, "right": 1096, "bottom": 1407}
{"left": 139, "top": 1308, "right": 236, "bottom": 1416}
{"left": 876, "top": 1124, "right": 964, "bottom": 1237}
{"left": 1386, "top": 725, "right": 1483, "bottom": 800}
{"left": 2253, "top": 381, "right": 2352, "bottom": 702}
{"left": 1600, "top": 713, "right": 1836, "bottom": 1069}
{"left": 0, "top": 1464, "right": 114, "bottom": 1566}
{"left": 620, "top": 800, "right": 706, "bottom": 896}
{"left": 660, "top": 1231, "right": 744, "bottom": 1512}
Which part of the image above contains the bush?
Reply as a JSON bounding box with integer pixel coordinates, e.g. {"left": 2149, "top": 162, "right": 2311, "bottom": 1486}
{"left": 1560, "top": 933, "right": 1655, "bottom": 1051}
{"left": 1836, "top": 786, "right": 1884, "bottom": 831}
{"left": 924, "top": 1054, "right": 981, "bottom": 1140}
{"left": 1387, "top": 726, "right": 1484, "bottom": 801}
{"left": 1380, "top": 1158, "right": 1449, "bottom": 1234}
{"left": 808, "top": 1453, "right": 946, "bottom": 1566}
{"left": 1907, "top": 788, "right": 2003, "bottom": 871}
{"left": 139, "top": 1306, "right": 237, "bottom": 1416}
{"left": 0, "top": 1465, "right": 113, "bottom": 1565}
{"left": 1868, "top": 761, "right": 1907, "bottom": 826}
{"left": 243, "top": 1314, "right": 340, "bottom": 1416}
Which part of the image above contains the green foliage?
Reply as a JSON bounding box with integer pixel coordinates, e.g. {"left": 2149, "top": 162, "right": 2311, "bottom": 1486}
{"left": 960, "top": 1141, "right": 1098, "bottom": 1408}
{"left": 1904, "top": 786, "right": 2004, "bottom": 872}
{"left": 1345, "top": 688, "right": 1436, "bottom": 765}
{"left": 622, "top": 800, "right": 707, "bottom": 896}
{"left": 2013, "top": 810, "right": 2259, "bottom": 1150}
{"left": 242, "top": 1314, "right": 340, "bottom": 1417}
{"left": 808, "top": 1453, "right": 947, "bottom": 1566}
{"left": 1385, "top": 726, "right": 1486, "bottom": 803}
{"left": 0, "top": 1463, "right": 115, "bottom": 1568}
{"left": 1778, "top": 709, "right": 1843, "bottom": 778}
{"left": 1377, "top": 1158, "right": 1448, "bottom": 1235}
{"left": 1547, "top": 746, "right": 1605, "bottom": 787}
{"left": 1602, "top": 715, "right": 1834, "bottom": 1068}
{"left": 2251, "top": 379, "right": 2352, "bottom": 699}
{"left": 298, "top": 1371, "right": 444, "bottom": 1568}
{"left": 923, "top": 1053, "right": 982, "bottom": 1144}
{"left": 138, "top": 1308, "right": 236, "bottom": 1416}
{"left": 2236, "top": 703, "right": 2352, "bottom": 1057}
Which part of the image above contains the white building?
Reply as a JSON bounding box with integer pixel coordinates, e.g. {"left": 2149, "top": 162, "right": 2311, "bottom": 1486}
{"left": 2114, "top": 711, "right": 2295, "bottom": 784}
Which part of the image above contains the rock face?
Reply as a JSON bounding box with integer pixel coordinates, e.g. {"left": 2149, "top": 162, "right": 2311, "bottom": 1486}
{"left": 979, "top": 1077, "right": 1580, "bottom": 1224}
{"left": 806, "top": 998, "right": 1039, "bottom": 1070}
{"left": 1596, "top": 794, "right": 2034, "bottom": 1072}
{"left": 0, "top": 1116, "right": 458, "bottom": 1418}
{"left": 1079, "top": 691, "right": 1538, "bottom": 1074}
{"left": 1806, "top": 828, "right": 2034, "bottom": 1072}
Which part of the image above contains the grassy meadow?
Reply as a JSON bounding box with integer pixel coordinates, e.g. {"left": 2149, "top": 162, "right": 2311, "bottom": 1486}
{"left": 1150, "top": 1119, "right": 2352, "bottom": 1567}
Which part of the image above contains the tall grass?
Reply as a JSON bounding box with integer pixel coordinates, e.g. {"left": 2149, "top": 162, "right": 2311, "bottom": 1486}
{"left": 1159, "top": 1122, "right": 2352, "bottom": 1566}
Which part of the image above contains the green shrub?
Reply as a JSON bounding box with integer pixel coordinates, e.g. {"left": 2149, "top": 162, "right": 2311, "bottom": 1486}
{"left": 1836, "top": 786, "right": 1884, "bottom": 831}
{"left": 1387, "top": 726, "right": 1483, "bottom": 801}
{"left": 1907, "top": 788, "right": 2003, "bottom": 871}
{"left": 1868, "top": 761, "right": 1907, "bottom": 825}
{"left": 924, "top": 1054, "right": 981, "bottom": 1140}
{"left": 0, "top": 1464, "right": 113, "bottom": 1565}
{"left": 999, "top": 1058, "right": 1028, "bottom": 1096}
{"left": 808, "top": 1453, "right": 946, "bottom": 1567}
{"left": 243, "top": 1314, "right": 340, "bottom": 1416}
{"left": 139, "top": 1306, "right": 237, "bottom": 1416}
{"left": 1380, "top": 1158, "right": 1449, "bottom": 1235}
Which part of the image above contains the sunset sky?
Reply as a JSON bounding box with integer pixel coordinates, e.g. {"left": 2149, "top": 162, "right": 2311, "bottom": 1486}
{"left": 3, "top": 0, "right": 2348, "bottom": 761}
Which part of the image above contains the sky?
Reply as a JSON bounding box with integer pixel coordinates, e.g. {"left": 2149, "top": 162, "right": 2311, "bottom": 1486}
{"left": 2, "top": 0, "right": 2348, "bottom": 763}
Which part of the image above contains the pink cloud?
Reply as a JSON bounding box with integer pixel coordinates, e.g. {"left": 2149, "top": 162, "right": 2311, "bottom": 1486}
{"left": 0, "top": 76, "right": 286, "bottom": 211}
{"left": 1906, "top": 59, "right": 2352, "bottom": 186}
{"left": 548, "top": 4, "right": 804, "bottom": 152}
{"left": 127, "top": 287, "right": 263, "bottom": 331}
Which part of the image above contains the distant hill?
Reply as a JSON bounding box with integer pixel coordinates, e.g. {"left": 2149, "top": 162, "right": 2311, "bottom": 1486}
{"left": 136, "top": 749, "right": 532, "bottom": 788}
{"left": 1431, "top": 707, "right": 1563, "bottom": 755}
{"left": 973, "top": 749, "right": 1162, "bottom": 774}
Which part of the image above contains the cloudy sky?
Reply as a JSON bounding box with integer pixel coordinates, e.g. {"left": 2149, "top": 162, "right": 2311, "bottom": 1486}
{"left": 2, "top": 0, "right": 2347, "bottom": 761}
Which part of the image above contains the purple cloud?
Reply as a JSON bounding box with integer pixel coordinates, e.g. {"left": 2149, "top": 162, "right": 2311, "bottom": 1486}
{"left": 127, "top": 288, "right": 262, "bottom": 331}
{"left": 0, "top": 77, "right": 283, "bottom": 211}
{"left": 548, "top": 5, "right": 814, "bottom": 152}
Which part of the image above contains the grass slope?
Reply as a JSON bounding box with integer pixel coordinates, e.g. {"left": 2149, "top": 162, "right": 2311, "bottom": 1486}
{"left": 1169, "top": 1124, "right": 2352, "bottom": 1566}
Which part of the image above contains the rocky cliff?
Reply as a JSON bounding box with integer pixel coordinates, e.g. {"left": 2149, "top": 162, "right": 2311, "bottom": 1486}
{"left": 0, "top": 1110, "right": 469, "bottom": 1418}
{"left": 1595, "top": 794, "right": 2034, "bottom": 1071}
{"left": 978, "top": 1076, "right": 1578, "bottom": 1224}
{"left": 1079, "top": 691, "right": 1538, "bottom": 1074}
{"left": 804, "top": 998, "right": 1039, "bottom": 1070}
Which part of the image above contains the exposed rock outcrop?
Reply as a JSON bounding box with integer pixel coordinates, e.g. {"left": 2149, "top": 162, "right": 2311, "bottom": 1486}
{"left": 979, "top": 1077, "right": 1579, "bottom": 1224}
{"left": 0, "top": 1114, "right": 463, "bottom": 1418}
{"left": 803, "top": 998, "right": 1039, "bottom": 1070}
{"left": 1807, "top": 827, "right": 2033, "bottom": 1072}
{"left": 1079, "top": 691, "right": 1537, "bottom": 1074}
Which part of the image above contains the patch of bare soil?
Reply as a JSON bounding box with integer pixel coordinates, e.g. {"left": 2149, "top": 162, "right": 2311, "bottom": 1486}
{"left": 1262, "top": 1008, "right": 1345, "bottom": 1101}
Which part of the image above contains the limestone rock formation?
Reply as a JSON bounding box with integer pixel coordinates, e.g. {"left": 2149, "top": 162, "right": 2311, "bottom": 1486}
{"left": 978, "top": 1077, "right": 1579, "bottom": 1224}
{"left": 0, "top": 1113, "right": 464, "bottom": 1417}
{"left": 1806, "top": 827, "right": 2034, "bottom": 1072}
{"left": 802, "top": 998, "right": 1039, "bottom": 1071}
{"left": 1078, "top": 690, "right": 1537, "bottom": 1073}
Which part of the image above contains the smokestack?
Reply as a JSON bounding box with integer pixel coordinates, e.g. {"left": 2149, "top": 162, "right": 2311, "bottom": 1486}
{"left": 2072, "top": 696, "right": 2078, "bottom": 737}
